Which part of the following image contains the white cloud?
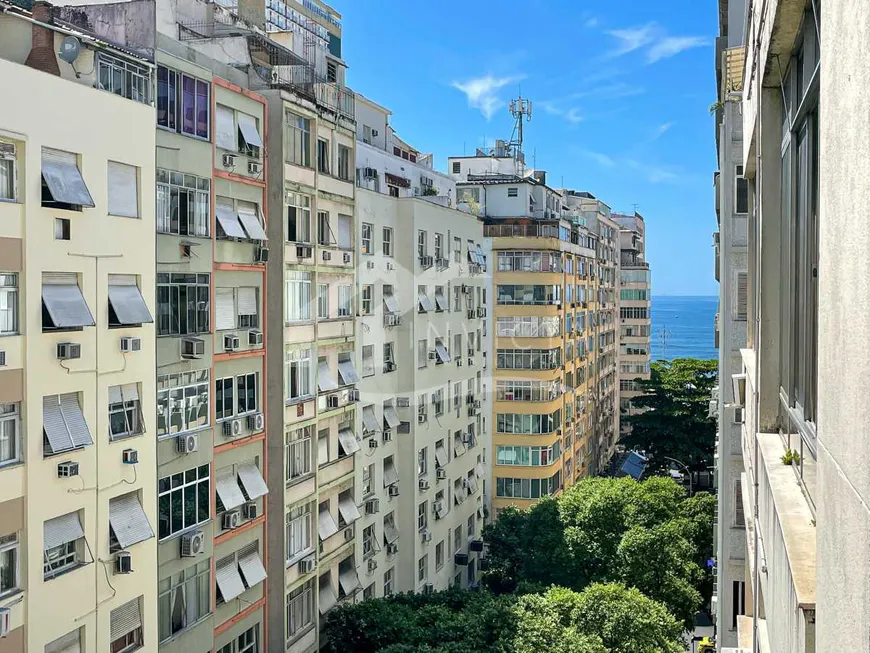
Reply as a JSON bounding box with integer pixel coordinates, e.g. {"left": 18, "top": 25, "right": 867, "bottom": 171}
{"left": 647, "top": 36, "right": 708, "bottom": 63}
{"left": 584, "top": 16, "right": 599, "bottom": 28}
{"left": 606, "top": 23, "right": 657, "bottom": 57}
{"left": 583, "top": 150, "right": 616, "bottom": 168}
{"left": 565, "top": 108, "right": 584, "bottom": 124}
{"left": 650, "top": 121, "right": 675, "bottom": 141}
{"left": 451, "top": 74, "right": 524, "bottom": 120}
{"left": 627, "top": 159, "right": 680, "bottom": 183}
{"left": 571, "top": 82, "right": 645, "bottom": 100}
{"left": 538, "top": 101, "right": 584, "bottom": 125}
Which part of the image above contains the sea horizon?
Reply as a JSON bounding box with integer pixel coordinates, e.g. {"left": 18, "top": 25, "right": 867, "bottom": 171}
{"left": 650, "top": 295, "right": 718, "bottom": 362}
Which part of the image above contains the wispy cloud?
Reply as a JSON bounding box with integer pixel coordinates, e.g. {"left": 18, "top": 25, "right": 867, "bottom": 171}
{"left": 571, "top": 82, "right": 645, "bottom": 100}
{"left": 606, "top": 23, "right": 657, "bottom": 57}
{"left": 649, "top": 121, "right": 675, "bottom": 142}
{"left": 627, "top": 159, "right": 680, "bottom": 183}
{"left": 603, "top": 22, "right": 708, "bottom": 64}
{"left": 584, "top": 16, "right": 599, "bottom": 28}
{"left": 583, "top": 150, "right": 617, "bottom": 168}
{"left": 451, "top": 74, "right": 524, "bottom": 120}
{"left": 539, "top": 101, "right": 584, "bottom": 125}
{"left": 647, "top": 36, "right": 708, "bottom": 63}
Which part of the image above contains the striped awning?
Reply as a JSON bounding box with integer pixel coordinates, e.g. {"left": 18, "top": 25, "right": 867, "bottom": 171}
{"left": 109, "top": 492, "right": 154, "bottom": 549}
{"left": 215, "top": 469, "right": 246, "bottom": 511}
{"left": 237, "top": 461, "right": 269, "bottom": 500}
{"left": 237, "top": 543, "right": 267, "bottom": 588}
{"left": 215, "top": 559, "right": 246, "bottom": 602}
{"left": 109, "top": 597, "right": 141, "bottom": 642}
{"left": 44, "top": 512, "right": 84, "bottom": 551}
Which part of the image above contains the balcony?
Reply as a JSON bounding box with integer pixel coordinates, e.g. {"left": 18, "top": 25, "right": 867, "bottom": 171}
{"left": 722, "top": 46, "right": 746, "bottom": 95}
{"left": 484, "top": 223, "right": 563, "bottom": 239}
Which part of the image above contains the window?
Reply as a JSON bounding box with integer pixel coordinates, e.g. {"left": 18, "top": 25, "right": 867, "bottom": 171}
{"left": 0, "top": 274, "right": 17, "bottom": 335}
{"left": 453, "top": 525, "right": 462, "bottom": 553}
{"left": 383, "top": 342, "right": 395, "bottom": 372}
{"left": 383, "top": 567, "right": 394, "bottom": 596}
{"left": 157, "top": 65, "right": 178, "bottom": 130}
{"left": 362, "top": 463, "right": 374, "bottom": 497}
{"left": 361, "top": 285, "right": 373, "bottom": 315}
{"left": 620, "top": 306, "right": 649, "bottom": 320}
{"left": 453, "top": 237, "right": 462, "bottom": 263}
{"left": 457, "top": 188, "right": 480, "bottom": 204}
{"left": 156, "top": 370, "right": 209, "bottom": 437}
{"left": 43, "top": 512, "right": 85, "bottom": 578}
{"left": 735, "top": 165, "right": 749, "bottom": 214}
{"left": 158, "top": 559, "right": 210, "bottom": 642}
{"left": 417, "top": 554, "right": 428, "bottom": 583}
{"left": 388, "top": 185, "right": 399, "bottom": 198}
{"left": 110, "top": 598, "right": 144, "bottom": 653}
{"left": 417, "top": 339, "right": 428, "bottom": 369}
{"left": 731, "top": 580, "right": 746, "bottom": 629}
{"left": 215, "top": 104, "right": 237, "bottom": 151}
{"left": 285, "top": 112, "right": 311, "bottom": 167}
{"left": 97, "top": 52, "right": 150, "bottom": 103}
{"left": 383, "top": 227, "right": 393, "bottom": 256}
{"left": 508, "top": 187, "right": 518, "bottom": 197}
{"left": 338, "top": 145, "right": 351, "bottom": 180}
{"left": 107, "top": 161, "right": 139, "bottom": 218}
{"left": 497, "top": 251, "right": 563, "bottom": 272}
{"left": 362, "top": 345, "right": 375, "bottom": 377}
{"left": 496, "top": 411, "right": 561, "bottom": 435}
{"left": 361, "top": 223, "right": 373, "bottom": 254}
{"left": 434, "top": 233, "right": 444, "bottom": 260}
{"left": 317, "top": 430, "right": 329, "bottom": 466}
{"left": 157, "top": 66, "right": 209, "bottom": 139}
{"left": 362, "top": 124, "right": 373, "bottom": 144}
{"left": 417, "top": 501, "right": 428, "bottom": 532}
{"left": 496, "top": 284, "right": 562, "bottom": 305}
{"left": 362, "top": 524, "right": 377, "bottom": 558}
{"left": 286, "top": 503, "right": 313, "bottom": 563}
{"left": 496, "top": 443, "right": 561, "bottom": 466}
{"left": 286, "top": 580, "right": 314, "bottom": 642}
{"left": 286, "top": 426, "right": 313, "bottom": 481}
{"left": 417, "top": 230, "right": 428, "bottom": 257}
{"left": 0, "top": 533, "right": 18, "bottom": 596}
{"left": 55, "top": 217, "right": 70, "bottom": 240}
{"left": 326, "top": 60, "right": 337, "bottom": 82}
{"left": 46, "top": 631, "right": 83, "bottom": 653}
{"left": 108, "top": 385, "right": 142, "bottom": 440}
{"left": 286, "top": 192, "right": 311, "bottom": 243}
{"left": 736, "top": 271, "right": 748, "bottom": 321}
{"left": 236, "top": 372, "right": 259, "bottom": 415}
{"left": 237, "top": 113, "right": 263, "bottom": 158}
{"left": 285, "top": 271, "right": 312, "bottom": 322}
{"left": 495, "top": 475, "right": 561, "bottom": 499}
{"left": 338, "top": 285, "right": 352, "bottom": 317}
{"left": 0, "top": 142, "right": 15, "bottom": 201}
{"left": 157, "top": 465, "right": 210, "bottom": 539}
{"left": 418, "top": 447, "right": 428, "bottom": 476}
{"left": 317, "top": 138, "right": 330, "bottom": 174}
{"left": 452, "top": 161, "right": 461, "bottom": 174}
{"left": 41, "top": 148, "right": 94, "bottom": 210}
{"left": 0, "top": 404, "right": 19, "bottom": 467}
{"left": 156, "top": 273, "right": 210, "bottom": 336}
{"left": 496, "top": 348, "right": 561, "bottom": 370}
{"left": 285, "top": 347, "right": 314, "bottom": 401}
{"left": 156, "top": 168, "right": 210, "bottom": 236}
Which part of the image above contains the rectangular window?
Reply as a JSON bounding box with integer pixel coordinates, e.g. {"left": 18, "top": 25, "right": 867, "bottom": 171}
{"left": 417, "top": 501, "right": 428, "bottom": 532}
{"left": 286, "top": 503, "right": 314, "bottom": 563}
{"left": 317, "top": 138, "right": 330, "bottom": 174}
{"left": 236, "top": 372, "right": 259, "bottom": 415}
{"left": 453, "top": 237, "right": 462, "bottom": 263}
{"left": 735, "top": 165, "right": 749, "bottom": 214}
{"left": 286, "top": 579, "right": 314, "bottom": 641}
{"left": 417, "top": 339, "right": 428, "bottom": 369}
{"left": 157, "top": 65, "right": 177, "bottom": 130}
{"left": 362, "top": 523, "right": 377, "bottom": 558}
{"left": 362, "top": 345, "right": 375, "bottom": 377}
{"left": 43, "top": 512, "right": 85, "bottom": 579}
{"left": 0, "top": 403, "right": 20, "bottom": 466}
{"left": 285, "top": 348, "right": 313, "bottom": 401}
{"left": 361, "top": 223, "right": 373, "bottom": 255}
{"left": 158, "top": 67, "right": 210, "bottom": 139}
{"left": 452, "top": 161, "right": 461, "bottom": 174}
{"left": 338, "top": 285, "right": 352, "bottom": 317}
{"left": 384, "top": 567, "right": 394, "bottom": 596}
{"left": 215, "top": 104, "right": 237, "bottom": 151}
{"left": 98, "top": 52, "right": 150, "bottom": 103}
{"left": 107, "top": 161, "right": 139, "bottom": 218}
{"left": 158, "top": 559, "right": 210, "bottom": 642}
{"left": 286, "top": 426, "right": 313, "bottom": 481}
{"left": 418, "top": 230, "right": 427, "bottom": 257}
{"left": 338, "top": 145, "right": 351, "bottom": 180}
{"left": 731, "top": 580, "right": 746, "bottom": 629}
{"left": 285, "top": 272, "right": 312, "bottom": 322}
{"left": 156, "top": 168, "right": 210, "bottom": 237}
{"left": 0, "top": 533, "right": 19, "bottom": 596}
{"left": 417, "top": 554, "right": 428, "bottom": 583}
{"left": 434, "top": 233, "right": 444, "bottom": 260}
{"left": 156, "top": 273, "right": 210, "bottom": 336}
{"left": 110, "top": 598, "right": 144, "bottom": 653}
{"left": 318, "top": 211, "right": 331, "bottom": 246}
{"left": 383, "top": 227, "right": 393, "bottom": 256}
{"left": 0, "top": 142, "right": 16, "bottom": 201}
{"left": 362, "top": 463, "right": 374, "bottom": 497}
{"left": 361, "top": 285, "right": 373, "bottom": 315}
{"left": 157, "top": 465, "right": 210, "bottom": 539}
{"left": 156, "top": 370, "right": 210, "bottom": 438}
{"left": 418, "top": 447, "right": 428, "bottom": 476}
{"left": 108, "top": 385, "right": 143, "bottom": 440}
{"left": 41, "top": 148, "right": 94, "bottom": 210}
{"left": 286, "top": 192, "right": 311, "bottom": 243}
{"left": 0, "top": 274, "right": 18, "bottom": 335}
{"left": 383, "top": 342, "right": 395, "bottom": 372}
{"left": 285, "top": 112, "right": 311, "bottom": 167}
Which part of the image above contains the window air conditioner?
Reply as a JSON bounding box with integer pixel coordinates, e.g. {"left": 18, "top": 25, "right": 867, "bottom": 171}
{"left": 418, "top": 478, "right": 430, "bottom": 491}
{"left": 421, "top": 529, "right": 432, "bottom": 543}
{"left": 298, "top": 557, "right": 315, "bottom": 573}
{"left": 122, "top": 449, "right": 138, "bottom": 465}
{"left": 343, "top": 252, "right": 351, "bottom": 264}
{"left": 223, "top": 510, "right": 241, "bottom": 530}
{"left": 433, "top": 500, "right": 444, "bottom": 517}
{"left": 243, "top": 502, "right": 259, "bottom": 519}
{"left": 348, "top": 389, "right": 360, "bottom": 402}
{"left": 57, "top": 461, "right": 79, "bottom": 478}
{"left": 322, "top": 251, "right": 332, "bottom": 261}
{"left": 224, "top": 334, "right": 240, "bottom": 352}
{"left": 248, "top": 330, "right": 264, "bottom": 346}
{"left": 368, "top": 558, "right": 378, "bottom": 572}
{"left": 248, "top": 161, "right": 262, "bottom": 174}
{"left": 297, "top": 245, "right": 312, "bottom": 258}
{"left": 56, "top": 342, "right": 81, "bottom": 360}
{"left": 365, "top": 498, "right": 380, "bottom": 514}
{"left": 222, "top": 153, "right": 236, "bottom": 167}
{"left": 388, "top": 485, "right": 399, "bottom": 497}
{"left": 327, "top": 395, "right": 340, "bottom": 409}
{"left": 120, "top": 336, "right": 141, "bottom": 352}
{"left": 114, "top": 551, "right": 133, "bottom": 574}
{"left": 368, "top": 439, "right": 379, "bottom": 449}
{"left": 180, "top": 530, "right": 205, "bottom": 556}
{"left": 386, "top": 543, "right": 398, "bottom": 555}
{"left": 382, "top": 429, "right": 392, "bottom": 442}
{"left": 181, "top": 337, "right": 205, "bottom": 359}
{"left": 255, "top": 246, "right": 269, "bottom": 263}
{"left": 436, "top": 468, "right": 447, "bottom": 480}
{"left": 417, "top": 413, "right": 427, "bottom": 424}
{"left": 247, "top": 413, "right": 265, "bottom": 432}
{"left": 177, "top": 433, "right": 198, "bottom": 454}
{"left": 223, "top": 419, "right": 242, "bottom": 437}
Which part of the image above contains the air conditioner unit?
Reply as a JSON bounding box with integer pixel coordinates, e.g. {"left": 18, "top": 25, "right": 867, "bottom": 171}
{"left": 57, "top": 461, "right": 79, "bottom": 478}
{"left": 386, "top": 262, "right": 394, "bottom": 271}
{"left": 382, "top": 429, "right": 393, "bottom": 442}
{"left": 181, "top": 337, "right": 205, "bottom": 359}
{"left": 247, "top": 413, "right": 265, "bottom": 432}
{"left": 366, "top": 260, "right": 375, "bottom": 269}
{"left": 476, "top": 307, "right": 486, "bottom": 317}
{"left": 255, "top": 247, "right": 269, "bottom": 263}
{"left": 122, "top": 449, "right": 138, "bottom": 465}
{"left": 327, "top": 395, "right": 340, "bottom": 409}
{"left": 421, "top": 529, "right": 432, "bottom": 543}
{"left": 433, "top": 500, "right": 444, "bottom": 517}
{"left": 298, "top": 557, "right": 315, "bottom": 573}
{"left": 365, "top": 498, "right": 380, "bottom": 514}
{"left": 243, "top": 502, "right": 258, "bottom": 519}
{"left": 348, "top": 389, "right": 360, "bottom": 402}
{"left": 223, "top": 419, "right": 242, "bottom": 437}
{"left": 385, "top": 314, "right": 399, "bottom": 327}
{"left": 223, "top": 510, "right": 241, "bottom": 530}
{"left": 120, "top": 336, "right": 141, "bottom": 352}
{"left": 343, "top": 252, "right": 351, "bottom": 264}
{"left": 417, "top": 413, "right": 427, "bottom": 424}
{"left": 436, "top": 468, "right": 447, "bottom": 480}
{"left": 467, "top": 357, "right": 474, "bottom": 367}
{"left": 363, "top": 167, "right": 378, "bottom": 178}
{"left": 461, "top": 284, "right": 469, "bottom": 293}
{"left": 423, "top": 582, "right": 434, "bottom": 594}
{"left": 222, "top": 153, "right": 237, "bottom": 167}
{"left": 384, "top": 361, "right": 396, "bottom": 372}
{"left": 177, "top": 433, "right": 198, "bottom": 454}
{"left": 419, "top": 255, "right": 433, "bottom": 267}
{"left": 454, "top": 552, "right": 469, "bottom": 566}
{"left": 248, "top": 330, "right": 263, "bottom": 346}
{"left": 368, "top": 439, "right": 379, "bottom": 449}
{"left": 456, "top": 359, "right": 463, "bottom": 367}
{"left": 342, "top": 527, "right": 354, "bottom": 542}
{"left": 223, "top": 334, "right": 240, "bottom": 352}
{"left": 180, "top": 530, "right": 205, "bottom": 556}
{"left": 56, "top": 342, "right": 81, "bottom": 360}
{"left": 248, "top": 161, "right": 262, "bottom": 174}
{"left": 388, "top": 485, "right": 399, "bottom": 497}
{"left": 322, "top": 251, "right": 332, "bottom": 261}
{"left": 397, "top": 397, "right": 410, "bottom": 408}
{"left": 418, "top": 478, "right": 430, "bottom": 491}
{"left": 467, "top": 309, "right": 475, "bottom": 319}
{"left": 367, "top": 558, "right": 378, "bottom": 572}
{"left": 428, "top": 350, "right": 437, "bottom": 360}
{"left": 114, "top": 551, "right": 133, "bottom": 574}
{"left": 297, "top": 245, "right": 312, "bottom": 258}
{"left": 0, "top": 351, "right": 5, "bottom": 367}
{"left": 386, "top": 542, "right": 398, "bottom": 555}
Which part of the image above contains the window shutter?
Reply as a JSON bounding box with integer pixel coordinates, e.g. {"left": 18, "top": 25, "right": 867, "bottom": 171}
{"left": 735, "top": 481, "right": 745, "bottom": 526}
{"left": 215, "top": 105, "right": 236, "bottom": 150}
{"left": 215, "top": 288, "right": 235, "bottom": 331}
{"left": 237, "top": 287, "right": 258, "bottom": 317}
{"left": 736, "top": 272, "right": 748, "bottom": 320}
{"left": 337, "top": 214, "right": 352, "bottom": 249}
{"left": 107, "top": 162, "right": 138, "bottom": 218}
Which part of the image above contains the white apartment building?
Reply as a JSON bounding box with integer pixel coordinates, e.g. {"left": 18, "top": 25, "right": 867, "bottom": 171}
{"left": 0, "top": 3, "right": 158, "bottom": 651}
{"left": 353, "top": 95, "right": 489, "bottom": 597}
{"left": 711, "top": 0, "right": 748, "bottom": 646}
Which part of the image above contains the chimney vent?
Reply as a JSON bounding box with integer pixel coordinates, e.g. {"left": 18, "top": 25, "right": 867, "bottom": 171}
{"left": 25, "top": 1, "right": 61, "bottom": 76}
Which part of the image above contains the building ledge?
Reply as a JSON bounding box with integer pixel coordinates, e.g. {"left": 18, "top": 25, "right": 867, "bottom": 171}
{"left": 737, "top": 614, "right": 770, "bottom": 653}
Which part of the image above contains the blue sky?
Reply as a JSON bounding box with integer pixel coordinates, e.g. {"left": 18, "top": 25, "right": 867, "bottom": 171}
{"left": 337, "top": 0, "right": 718, "bottom": 296}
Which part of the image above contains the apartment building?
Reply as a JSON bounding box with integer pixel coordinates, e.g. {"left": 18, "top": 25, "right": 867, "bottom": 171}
{"left": 611, "top": 211, "right": 651, "bottom": 432}
{"left": 448, "top": 152, "right": 618, "bottom": 513}
{"left": 352, "top": 95, "right": 488, "bottom": 599}
{"left": 710, "top": 0, "right": 748, "bottom": 646}
{"left": 0, "top": 3, "right": 158, "bottom": 651}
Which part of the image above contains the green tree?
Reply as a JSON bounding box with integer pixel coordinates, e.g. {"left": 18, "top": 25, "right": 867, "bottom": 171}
{"left": 623, "top": 358, "right": 718, "bottom": 472}
{"left": 512, "top": 589, "right": 608, "bottom": 653}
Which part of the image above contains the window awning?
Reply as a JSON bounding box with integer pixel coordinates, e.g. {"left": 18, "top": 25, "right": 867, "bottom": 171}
{"left": 418, "top": 291, "right": 434, "bottom": 312}
{"left": 238, "top": 208, "right": 268, "bottom": 241}
{"left": 434, "top": 292, "right": 449, "bottom": 311}
{"left": 337, "top": 359, "right": 360, "bottom": 385}
{"left": 383, "top": 460, "right": 399, "bottom": 487}
{"left": 215, "top": 559, "right": 246, "bottom": 602}
{"left": 338, "top": 495, "right": 361, "bottom": 525}
{"left": 238, "top": 546, "right": 267, "bottom": 588}
{"left": 43, "top": 394, "right": 94, "bottom": 454}
{"left": 44, "top": 512, "right": 84, "bottom": 551}
{"left": 476, "top": 462, "right": 485, "bottom": 479}
{"left": 337, "top": 427, "right": 360, "bottom": 455}
{"left": 108, "top": 383, "right": 139, "bottom": 404}
{"left": 453, "top": 434, "right": 466, "bottom": 457}
{"left": 216, "top": 204, "right": 247, "bottom": 239}
{"left": 318, "top": 580, "right": 338, "bottom": 614}
{"left": 237, "top": 287, "right": 258, "bottom": 316}
{"left": 383, "top": 405, "right": 400, "bottom": 429}
{"left": 434, "top": 444, "right": 448, "bottom": 468}
{"left": 108, "top": 282, "right": 153, "bottom": 325}
{"left": 42, "top": 283, "right": 95, "bottom": 329}
{"left": 109, "top": 598, "right": 142, "bottom": 643}
{"left": 42, "top": 149, "right": 95, "bottom": 207}
{"left": 435, "top": 342, "right": 451, "bottom": 364}
{"left": 383, "top": 292, "right": 399, "bottom": 314}
{"left": 361, "top": 405, "right": 378, "bottom": 433}
{"left": 317, "top": 360, "right": 338, "bottom": 392}
{"left": 238, "top": 113, "right": 264, "bottom": 149}
{"left": 318, "top": 508, "right": 339, "bottom": 540}
{"left": 339, "top": 567, "right": 360, "bottom": 595}
{"left": 45, "top": 630, "right": 82, "bottom": 653}
{"left": 383, "top": 519, "right": 399, "bottom": 544}
{"left": 215, "top": 470, "right": 246, "bottom": 510}
{"left": 109, "top": 492, "right": 154, "bottom": 549}
{"left": 215, "top": 287, "right": 235, "bottom": 331}
{"left": 454, "top": 484, "right": 465, "bottom": 504}
{"left": 467, "top": 475, "right": 479, "bottom": 495}
{"left": 237, "top": 461, "right": 269, "bottom": 500}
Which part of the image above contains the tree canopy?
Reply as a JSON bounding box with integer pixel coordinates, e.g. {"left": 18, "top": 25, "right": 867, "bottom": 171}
{"left": 622, "top": 358, "right": 718, "bottom": 472}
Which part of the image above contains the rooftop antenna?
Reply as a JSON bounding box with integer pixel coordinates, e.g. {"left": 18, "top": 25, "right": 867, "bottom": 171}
{"left": 507, "top": 94, "right": 533, "bottom": 161}
{"left": 631, "top": 203, "right": 640, "bottom": 214}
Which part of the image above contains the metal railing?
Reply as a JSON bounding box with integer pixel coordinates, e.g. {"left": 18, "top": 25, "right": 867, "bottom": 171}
{"left": 484, "top": 223, "right": 562, "bottom": 239}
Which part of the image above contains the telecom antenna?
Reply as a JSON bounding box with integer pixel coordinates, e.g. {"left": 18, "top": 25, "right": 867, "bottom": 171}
{"left": 507, "top": 95, "right": 532, "bottom": 161}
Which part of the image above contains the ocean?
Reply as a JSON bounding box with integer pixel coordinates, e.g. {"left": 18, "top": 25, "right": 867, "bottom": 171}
{"left": 650, "top": 295, "right": 718, "bottom": 362}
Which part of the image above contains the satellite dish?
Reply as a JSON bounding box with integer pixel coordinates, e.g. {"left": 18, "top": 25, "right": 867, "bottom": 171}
{"left": 58, "top": 36, "right": 81, "bottom": 64}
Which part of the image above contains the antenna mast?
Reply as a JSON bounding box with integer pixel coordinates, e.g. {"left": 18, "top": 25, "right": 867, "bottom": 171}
{"left": 507, "top": 95, "right": 533, "bottom": 164}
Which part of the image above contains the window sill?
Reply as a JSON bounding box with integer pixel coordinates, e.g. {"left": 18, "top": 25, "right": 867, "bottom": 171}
{"left": 158, "top": 520, "right": 211, "bottom": 544}
{"left": 286, "top": 472, "right": 314, "bottom": 488}
{"left": 0, "top": 332, "right": 20, "bottom": 338}
{"left": 109, "top": 431, "right": 145, "bottom": 444}
{"left": 0, "top": 460, "right": 23, "bottom": 473}
{"left": 286, "top": 547, "right": 316, "bottom": 569}
{"left": 44, "top": 560, "right": 90, "bottom": 582}
{"left": 157, "top": 424, "right": 213, "bottom": 442}
{"left": 285, "top": 395, "right": 314, "bottom": 407}
{"left": 159, "top": 614, "right": 212, "bottom": 645}
{"left": 286, "top": 623, "right": 316, "bottom": 648}
{"left": 0, "top": 588, "right": 23, "bottom": 604}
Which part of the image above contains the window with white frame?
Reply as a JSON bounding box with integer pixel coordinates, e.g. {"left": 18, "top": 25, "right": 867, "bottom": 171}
{"left": 156, "top": 273, "right": 210, "bottom": 335}
{"left": 338, "top": 145, "right": 351, "bottom": 181}
{"left": 317, "top": 284, "right": 329, "bottom": 319}
{"left": 285, "top": 347, "right": 313, "bottom": 401}
{"left": 156, "top": 369, "right": 209, "bottom": 437}
{"left": 417, "top": 339, "right": 427, "bottom": 369}
{"left": 361, "top": 223, "right": 373, "bottom": 255}
{"left": 362, "top": 345, "right": 375, "bottom": 377}
{"left": 286, "top": 192, "right": 312, "bottom": 243}
{"left": 453, "top": 236, "right": 461, "bottom": 262}
{"left": 383, "top": 342, "right": 395, "bottom": 372}
{"left": 417, "top": 554, "right": 427, "bottom": 583}
{"left": 361, "top": 285, "right": 373, "bottom": 315}
{"left": 0, "top": 532, "right": 19, "bottom": 596}
{"left": 158, "top": 559, "right": 210, "bottom": 642}
{"left": 362, "top": 463, "right": 373, "bottom": 497}
{"left": 107, "top": 161, "right": 139, "bottom": 218}
{"left": 362, "top": 523, "right": 377, "bottom": 558}
{"left": 286, "top": 580, "right": 314, "bottom": 642}
{"left": 98, "top": 52, "right": 150, "bottom": 104}
{"left": 110, "top": 598, "right": 144, "bottom": 653}
{"left": 108, "top": 384, "right": 143, "bottom": 440}
{"left": 215, "top": 377, "right": 234, "bottom": 421}
{"left": 434, "top": 233, "right": 443, "bottom": 259}
{"left": 286, "top": 271, "right": 312, "bottom": 322}
{"left": 317, "top": 138, "right": 330, "bottom": 174}
{"left": 156, "top": 168, "right": 210, "bottom": 237}
{"left": 384, "top": 567, "right": 394, "bottom": 595}
{"left": 286, "top": 503, "right": 313, "bottom": 563}
{"left": 285, "top": 112, "right": 311, "bottom": 168}
{"left": 0, "top": 403, "right": 20, "bottom": 466}
{"left": 218, "top": 626, "right": 258, "bottom": 653}
{"left": 337, "top": 285, "right": 352, "bottom": 317}
{"left": 43, "top": 511, "right": 86, "bottom": 579}
{"left": 0, "top": 142, "right": 15, "bottom": 201}
{"left": 236, "top": 372, "right": 259, "bottom": 415}
{"left": 157, "top": 465, "right": 210, "bottom": 539}
{"left": 383, "top": 226, "right": 393, "bottom": 256}
{"left": 418, "top": 447, "right": 427, "bottom": 476}
{"left": 417, "top": 501, "right": 428, "bottom": 532}
{"left": 286, "top": 426, "right": 313, "bottom": 481}
{"left": 417, "top": 230, "right": 427, "bottom": 257}
{"left": 435, "top": 540, "right": 444, "bottom": 569}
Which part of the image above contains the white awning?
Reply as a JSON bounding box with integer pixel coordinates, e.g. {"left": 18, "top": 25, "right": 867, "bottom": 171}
{"left": 237, "top": 287, "right": 258, "bottom": 316}
{"left": 43, "top": 394, "right": 93, "bottom": 455}
{"left": 42, "top": 283, "right": 95, "bottom": 329}
{"left": 383, "top": 459, "right": 399, "bottom": 487}
{"left": 109, "top": 492, "right": 154, "bottom": 549}
{"left": 216, "top": 204, "right": 247, "bottom": 239}
{"left": 318, "top": 360, "right": 338, "bottom": 392}
{"left": 238, "top": 208, "right": 268, "bottom": 241}
{"left": 434, "top": 444, "right": 448, "bottom": 468}
{"left": 109, "top": 597, "right": 142, "bottom": 643}
{"left": 383, "top": 291, "right": 400, "bottom": 314}
{"left": 44, "top": 512, "right": 84, "bottom": 551}
{"left": 215, "top": 287, "right": 235, "bottom": 331}
{"left": 476, "top": 462, "right": 485, "bottom": 478}
{"left": 238, "top": 113, "right": 264, "bottom": 148}
{"left": 215, "top": 104, "right": 236, "bottom": 150}
{"left": 361, "top": 405, "right": 378, "bottom": 433}
{"left": 215, "top": 470, "right": 246, "bottom": 510}
{"left": 337, "top": 428, "right": 360, "bottom": 455}
{"left": 237, "top": 461, "right": 269, "bottom": 500}
{"left": 337, "top": 359, "right": 360, "bottom": 385}
{"left": 434, "top": 292, "right": 449, "bottom": 311}
{"left": 42, "top": 148, "right": 95, "bottom": 207}
{"left": 215, "top": 559, "right": 246, "bottom": 602}
{"left": 318, "top": 580, "right": 338, "bottom": 614}
{"left": 238, "top": 545, "right": 267, "bottom": 588}
{"left": 383, "top": 405, "right": 400, "bottom": 429}
{"left": 108, "top": 383, "right": 139, "bottom": 405}
{"left": 467, "top": 475, "right": 479, "bottom": 494}
{"left": 45, "top": 630, "right": 82, "bottom": 653}
{"left": 338, "top": 495, "right": 361, "bottom": 525}
{"left": 435, "top": 342, "right": 451, "bottom": 364}
{"left": 318, "top": 508, "right": 339, "bottom": 540}
{"left": 108, "top": 283, "right": 153, "bottom": 325}
{"left": 453, "top": 434, "right": 466, "bottom": 457}
{"left": 418, "top": 291, "right": 434, "bottom": 312}
{"left": 383, "top": 519, "right": 399, "bottom": 544}
{"left": 339, "top": 567, "right": 360, "bottom": 595}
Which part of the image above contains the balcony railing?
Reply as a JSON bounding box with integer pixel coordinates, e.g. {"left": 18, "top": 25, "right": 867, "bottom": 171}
{"left": 484, "top": 223, "right": 562, "bottom": 239}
